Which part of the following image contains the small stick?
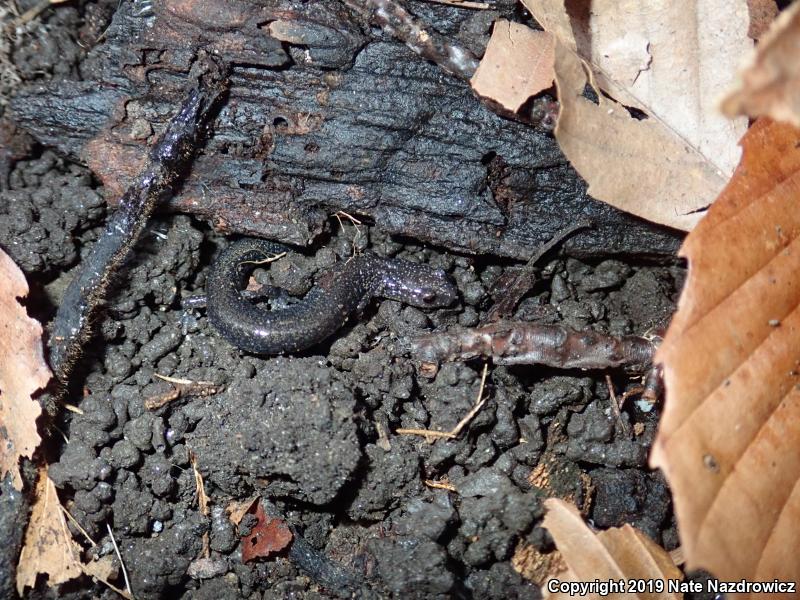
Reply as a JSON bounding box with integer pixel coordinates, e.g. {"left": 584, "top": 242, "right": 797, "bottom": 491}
{"left": 408, "top": 321, "right": 656, "bottom": 371}
{"left": 60, "top": 504, "right": 96, "bottom": 547}
{"left": 618, "top": 384, "right": 644, "bottom": 409}
{"left": 240, "top": 252, "right": 287, "bottom": 267}
{"left": 11, "top": 0, "right": 61, "bottom": 28}
{"left": 61, "top": 402, "right": 84, "bottom": 415}
{"left": 189, "top": 450, "right": 210, "bottom": 558}
{"left": 145, "top": 374, "right": 222, "bottom": 410}
{"left": 449, "top": 362, "right": 489, "bottom": 437}
{"left": 334, "top": 210, "right": 364, "bottom": 258}
{"left": 397, "top": 363, "right": 489, "bottom": 439}
{"left": 424, "top": 479, "right": 457, "bottom": 492}
{"left": 48, "top": 55, "right": 228, "bottom": 384}
{"left": 343, "top": 0, "right": 480, "bottom": 80}
{"left": 485, "top": 221, "right": 592, "bottom": 323}
{"left": 395, "top": 427, "right": 455, "bottom": 441}
{"left": 343, "top": 0, "right": 560, "bottom": 130}
{"left": 422, "top": 0, "right": 490, "bottom": 8}
{"left": 605, "top": 375, "right": 629, "bottom": 435}
{"left": 189, "top": 451, "right": 209, "bottom": 516}
{"left": 106, "top": 522, "right": 134, "bottom": 600}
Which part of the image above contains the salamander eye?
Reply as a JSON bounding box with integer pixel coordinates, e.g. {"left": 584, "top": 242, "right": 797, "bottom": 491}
{"left": 422, "top": 292, "right": 437, "bottom": 304}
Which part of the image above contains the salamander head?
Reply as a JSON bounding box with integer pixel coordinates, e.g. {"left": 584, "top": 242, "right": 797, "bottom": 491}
{"left": 376, "top": 258, "right": 459, "bottom": 308}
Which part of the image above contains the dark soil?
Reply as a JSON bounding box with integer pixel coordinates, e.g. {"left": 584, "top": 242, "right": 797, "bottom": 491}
{"left": 0, "top": 1, "right": 714, "bottom": 599}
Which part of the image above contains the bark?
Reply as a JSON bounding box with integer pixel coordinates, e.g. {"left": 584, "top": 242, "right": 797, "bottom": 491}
{"left": 9, "top": 0, "right": 681, "bottom": 258}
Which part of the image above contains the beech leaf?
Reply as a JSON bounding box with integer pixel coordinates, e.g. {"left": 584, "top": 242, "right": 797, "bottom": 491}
{"left": 723, "top": 1, "right": 800, "bottom": 127}
{"left": 519, "top": 0, "right": 752, "bottom": 230}
{"left": 17, "top": 468, "right": 116, "bottom": 595}
{"left": 651, "top": 118, "right": 800, "bottom": 587}
{"left": 551, "top": 42, "right": 715, "bottom": 231}
{"left": 0, "top": 248, "right": 49, "bottom": 489}
{"left": 470, "top": 20, "right": 555, "bottom": 112}
{"left": 542, "top": 498, "right": 683, "bottom": 599}
{"left": 746, "top": 0, "right": 779, "bottom": 40}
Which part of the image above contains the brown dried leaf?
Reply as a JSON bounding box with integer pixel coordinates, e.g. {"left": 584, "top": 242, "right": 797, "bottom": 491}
{"left": 520, "top": 0, "right": 752, "bottom": 230}
{"left": 512, "top": 539, "right": 567, "bottom": 586}
{"left": 17, "top": 469, "right": 116, "bottom": 595}
{"left": 528, "top": 0, "right": 750, "bottom": 174}
{"left": 747, "top": 0, "right": 779, "bottom": 40}
{"left": 651, "top": 118, "right": 800, "bottom": 590}
{"left": 0, "top": 249, "right": 48, "bottom": 489}
{"left": 226, "top": 495, "right": 259, "bottom": 526}
{"left": 241, "top": 501, "right": 293, "bottom": 563}
{"left": 551, "top": 42, "right": 712, "bottom": 231}
{"left": 470, "top": 20, "right": 555, "bottom": 112}
{"left": 723, "top": 2, "right": 800, "bottom": 127}
{"left": 542, "top": 498, "right": 683, "bottom": 599}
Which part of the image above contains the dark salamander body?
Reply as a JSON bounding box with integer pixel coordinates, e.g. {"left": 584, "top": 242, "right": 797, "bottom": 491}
{"left": 206, "top": 238, "right": 458, "bottom": 354}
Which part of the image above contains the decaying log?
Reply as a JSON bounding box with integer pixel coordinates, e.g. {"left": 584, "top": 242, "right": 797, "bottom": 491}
{"left": 9, "top": 0, "right": 682, "bottom": 258}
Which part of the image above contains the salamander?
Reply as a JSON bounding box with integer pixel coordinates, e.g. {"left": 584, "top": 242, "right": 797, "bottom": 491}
{"left": 206, "top": 238, "right": 458, "bottom": 354}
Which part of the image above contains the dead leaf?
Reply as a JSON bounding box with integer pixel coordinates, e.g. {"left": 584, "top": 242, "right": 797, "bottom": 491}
{"left": 551, "top": 41, "right": 713, "bottom": 231}
{"left": 747, "top": 0, "right": 779, "bottom": 40}
{"left": 723, "top": 1, "right": 800, "bottom": 127}
{"left": 240, "top": 501, "right": 293, "bottom": 563}
{"left": 17, "top": 468, "right": 117, "bottom": 595}
{"left": 528, "top": 0, "right": 750, "bottom": 174}
{"left": 519, "top": 0, "right": 752, "bottom": 230}
{"left": 512, "top": 539, "right": 567, "bottom": 586}
{"left": 470, "top": 20, "right": 555, "bottom": 112}
{"left": 0, "top": 249, "right": 49, "bottom": 489}
{"left": 542, "top": 498, "right": 683, "bottom": 599}
{"left": 651, "top": 118, "right": 800, "bottom": 590}
{"left": 189, "top": 449, "right": 209, "bottom": 516}
{"left": 225, "top": 495, "right": 259, "bottom": 526}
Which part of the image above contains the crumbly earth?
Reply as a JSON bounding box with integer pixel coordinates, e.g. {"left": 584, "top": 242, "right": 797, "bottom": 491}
{"left": 0, "top": 2, "right": 717, "bottom": 599}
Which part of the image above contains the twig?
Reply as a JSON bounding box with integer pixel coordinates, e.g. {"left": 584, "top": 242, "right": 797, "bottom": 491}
{"left": 395, "top": 427, "right": 455, "bottom": 441}
{"left": 408, "top": 321, "right": 656, "bottom": 371}
{"left": 240, "top": 251, "right": 286, "bottom": 267}
{"left": 10, "top": 0, "right": 61, "bottom": 29}
{"left": 343, "top": 0, "right": 559, "bottom": 130}
{"left": 423, "top": 0, "right": 489, "bottom": 8}
{"left": 342, "top": 0, "right": 479, "bottom": 80}
{"left": 106, "top": 522, "right": 134, "bottom": 600}
{"left": 449, "top": 362, "right": 489, "bottom": 437}
{"left": 334, "top": 210, "right": 362, "bottom": 227}
{"left": 334, "top": 210, "right": 364, "bottom": 258}
{"left": 189, "top": 449, "right": 210, "bottom": 558}
{"left": 604, "top": 375, "right": 629, "bottom": 435}
{"left": 61, "top": 402, "right": 84, "bottom": 415}
{"left": 48, "top": 54, "right": 228, "bottom": 383}
{"left": 60, "top": 504, "right": 96, "bottom": 547}
{"left": 485, "top": 221, "right": 592, "bottom": 323}
{"left": 397, "top": 363, "right": 489, "bottom": 440}
{"left": 145, "top": 374, "right": 222, "bottom": 410}
{"left": 189, "top": 451, "right": 209, "bottom": 516}
{"left": 424, "top": 478, "right": 458, "bottom": 491}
